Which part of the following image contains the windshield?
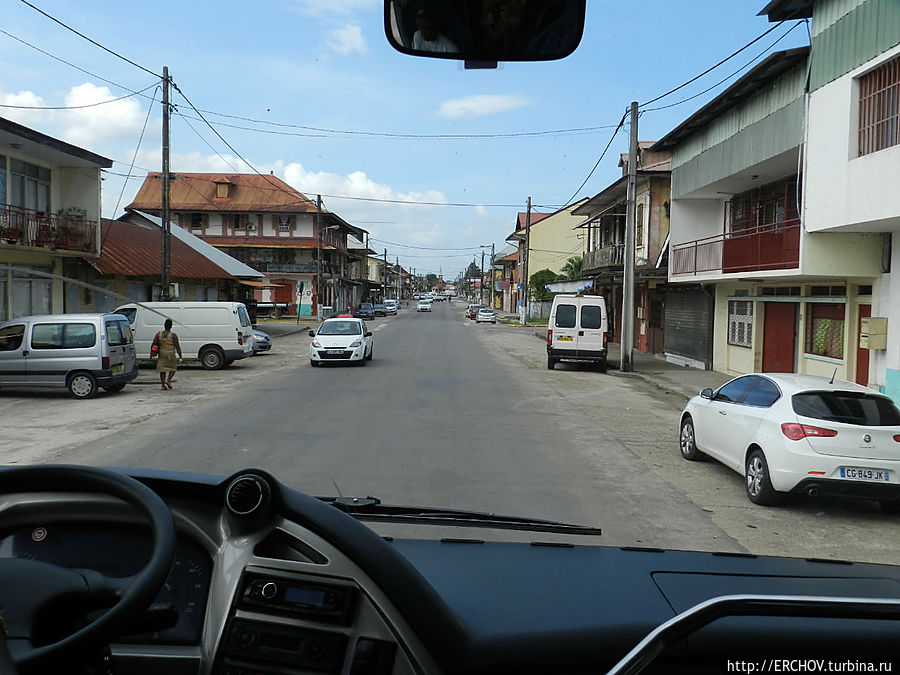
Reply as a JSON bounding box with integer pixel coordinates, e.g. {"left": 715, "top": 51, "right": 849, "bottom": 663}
{"left": 3, "top": 1, "right": 898, "bottom": 572}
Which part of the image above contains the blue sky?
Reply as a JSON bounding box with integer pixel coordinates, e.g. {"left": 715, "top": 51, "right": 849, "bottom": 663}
{"left": 0, "top": 1, "right": 809, "bottom": 276}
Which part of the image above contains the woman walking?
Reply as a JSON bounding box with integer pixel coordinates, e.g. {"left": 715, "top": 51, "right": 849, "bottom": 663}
{"left": 153, "top": 319, "right": 183, "bottom": 390}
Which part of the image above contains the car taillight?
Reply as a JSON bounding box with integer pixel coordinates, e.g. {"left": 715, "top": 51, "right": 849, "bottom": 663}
{"left": 781, "top": 423, "right": 837, "bottom": 441}
{"left": 603, "top": 332, "right": 607, "bottom": 348}
{"left": 547, "top": 330, "right": 553, "bottom": 345}
{"left": 893, "top": 435, "right": 900, "bottom": 443}
{"left": 102, "top": 356, "right": 110, "bottom": 370}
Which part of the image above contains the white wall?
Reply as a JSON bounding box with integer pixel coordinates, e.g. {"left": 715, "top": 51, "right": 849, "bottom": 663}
{"left": 669, "top": 198, "right": 723, "bottom": 244}
{"left": 805, "top": 43, "right": 900, "bottom": 233}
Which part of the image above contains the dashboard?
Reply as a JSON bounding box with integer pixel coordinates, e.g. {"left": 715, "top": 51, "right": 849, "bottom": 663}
{"left": 3, "top": 467, "right": 900, "bottom": 675}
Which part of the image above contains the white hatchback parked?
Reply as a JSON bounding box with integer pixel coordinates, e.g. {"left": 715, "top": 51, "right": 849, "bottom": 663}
{"left": 679, "top": 373, "right": 900, "bottom": 511}
{"left": 308, "top": 318, "right": 373, "bottom": 367}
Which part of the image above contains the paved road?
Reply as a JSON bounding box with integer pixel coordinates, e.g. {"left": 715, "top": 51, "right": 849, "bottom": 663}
{"left": 47, "top": 301, "right": 739, "bottom": 550}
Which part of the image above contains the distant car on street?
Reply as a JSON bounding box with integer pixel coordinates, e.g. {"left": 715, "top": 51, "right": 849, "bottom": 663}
{"left": 466, "top": 304, "right": 481, "bottom": 320}
{"left": 353, "top": 302, "right": 375, "bottom": 321}
{"left": 308, "top": 317, "right": 373, "bottom": 367}
{"left": 383, "top": 300, "right": 398, "bottom": 315}
{"left": 475, "top": 308, "right": 496, "bottom": 324}
{"left": 416, "top": 300, "right": 432, "bottom": 312}
{"left": 251, "top": 329, "right": 272, "bottom": 353}
{"left": 373, "top": 303, "right": 388, "bottom": 317}
{"left": 679, "top": 373, "right": 900, "bottom": 511}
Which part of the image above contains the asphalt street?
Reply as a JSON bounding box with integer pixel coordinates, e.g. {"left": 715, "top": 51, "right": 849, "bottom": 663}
{"left": 42, "top": 301, "right": 739, "bottom": 550}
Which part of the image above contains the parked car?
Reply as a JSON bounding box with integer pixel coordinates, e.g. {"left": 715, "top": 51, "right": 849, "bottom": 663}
{"left": 115, "top": 301, "right": 254, "bottom": 370}
{"left": 373, "top": 303, "right": 388, "bottom": 317}
{"left": 466, "top": 304, "right": 482, "bottom": 319}
{"left": 0, "top": 313, "right": 138, "bottom": 399}
{"left": 679, "top": 373, "right": 900, "bottom": 510}
{"left": 308, "top": 317, "right": 373, "bottom": 366}
{"left": 475, "top": 308, "right": 497, "bottom": 324}
{"left": 383, "top": 300, "right": 398, "bottom": 315}
{"left": 416, "top": 300, "right": 432, "bottom": 312}
{"left": 251, "top": 329, "right": 272, "bottom": 353}
{"left": 546, "top": 294, "right": 608, "bottom": 372}
{"left": 353, "top": 303, "right": 375, "bottom": 321}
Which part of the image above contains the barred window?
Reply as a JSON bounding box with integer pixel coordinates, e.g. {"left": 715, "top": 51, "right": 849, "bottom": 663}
{"left": 728, "top": 300, "right": 753, "bottom": 348}
{"left": 635, "top": 202, "right": 644, "bottom": 249}
{"left": 859, "top": 55, "right": 900, "bottom": 156}
{"left": 805, "top": 303, "right": 845, "bottom": 360}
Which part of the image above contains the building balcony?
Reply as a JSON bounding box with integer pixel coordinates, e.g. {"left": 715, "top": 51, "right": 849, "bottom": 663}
{"left": 583, "top": 244, "right": 624, "bottom": 272}
{"left": 0, "top": 204, "right": 98, "bottom": 254}
{"left": 671, "top": 218, "right": 800, "bottom": 277}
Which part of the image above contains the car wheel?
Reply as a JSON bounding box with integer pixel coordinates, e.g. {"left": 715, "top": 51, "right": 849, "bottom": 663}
{"left": 547, "top": 357, "right": 556, "bottom": 370}
{"left": 365, "top": 346, "right": 373, "bottom": 361}
{"left": 879, "top": 500, "right": 900, "bottom": 514}
{"left": 745, "top": 448, "right": 780, "bottom": 505}
{"left": 102, "top": 383, "right": 127, "bottom": 394}
{"left": 679, "top": 416, "right": 704, "bottom": 461}
{"left": 67, "top": 372, "right": 98, "bottom": 399}
{"left": 200, "top": 347, "right": 225, "bottom": 370}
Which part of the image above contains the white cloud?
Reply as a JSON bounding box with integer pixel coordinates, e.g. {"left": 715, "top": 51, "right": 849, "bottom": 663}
{"left": 437, "top": 94, "right": 533, "bottom": 119}
{"left": 328, "top": 24, "right": 368, "bottom": 56}
{"left": 0, "top": 89, "right": 52, "bottom": 128}
{"left": 60, "top": 83, "right": 148, "bottom": 146}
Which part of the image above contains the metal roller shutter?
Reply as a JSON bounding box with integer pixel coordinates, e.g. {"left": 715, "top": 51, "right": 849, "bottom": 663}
{"left": 664, "top": 288, "right": 711, "bottom": 367}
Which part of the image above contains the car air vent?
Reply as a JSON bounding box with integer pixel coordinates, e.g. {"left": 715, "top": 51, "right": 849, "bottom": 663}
{"left": 226, "top": 474, "right": 270, "bottom": 516}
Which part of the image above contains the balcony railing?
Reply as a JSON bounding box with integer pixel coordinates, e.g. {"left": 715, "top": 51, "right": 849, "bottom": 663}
{"left": 671, "top": 219, "right": 800, "bottom": 276}
{"left": 0, "top": 204, "right": 98, "bottom": 254}
{"left": 583, "top": 244, "right": 624, "bottom": 271}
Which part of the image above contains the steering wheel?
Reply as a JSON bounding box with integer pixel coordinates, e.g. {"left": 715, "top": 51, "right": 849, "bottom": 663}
{"left": 0, "top": 465, "right": 176, "bottom": 672}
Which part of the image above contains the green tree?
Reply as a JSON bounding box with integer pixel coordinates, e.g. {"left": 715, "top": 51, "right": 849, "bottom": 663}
{"left": 424, "top": 273, "right": 439, "bottom": 288}
{"left": 464, "top": 261, "right": 481, "bottom": 280}
{"left": 560, "top": 256, "right": 583, "bottom": 280}
{"left": 529, "top": 269, "right": 558, "bottom": 301}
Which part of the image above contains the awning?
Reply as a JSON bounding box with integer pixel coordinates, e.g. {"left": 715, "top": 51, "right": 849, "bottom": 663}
{"left": 237, "top": 280, "right": 284, "bottom": 288}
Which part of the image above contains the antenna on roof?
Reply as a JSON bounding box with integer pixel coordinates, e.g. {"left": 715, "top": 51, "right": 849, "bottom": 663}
{"left": 829, "top": 368, "right": 837, "bottom": 385}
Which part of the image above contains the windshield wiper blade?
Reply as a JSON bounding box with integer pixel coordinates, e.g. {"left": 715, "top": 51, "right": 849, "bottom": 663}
{"left": 319, "top": 496, "right": 602, "bottom": 536}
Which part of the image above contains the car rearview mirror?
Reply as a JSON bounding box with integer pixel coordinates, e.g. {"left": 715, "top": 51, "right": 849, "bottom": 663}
{"left": 700, "top": 388, "right": 714, "bottom": 400}
{"left": 365, "top": 331, "right": 373, "bottom": 337}
{"left": 384, "top": 0, "right": 585, "bottom": 68}
{"left": 308, "top": 330, "right": 315, "bottom": 337}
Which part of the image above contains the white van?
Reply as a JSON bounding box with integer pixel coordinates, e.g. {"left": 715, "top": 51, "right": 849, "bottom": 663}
{"left": 547, "top": 294, "right": 609, "bottom": 372}
{"left": 114, "top": 302, "right": 253, "bottom": 370}
{"left": 0, "top": 313, "right": 138, "bottom": 398}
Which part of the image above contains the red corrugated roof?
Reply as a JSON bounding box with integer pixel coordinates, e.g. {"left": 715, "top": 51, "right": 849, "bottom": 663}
{"left": 516, "top": 212, "right": 551, "bottom": 230}
{"left": 91, "top": 219, "right": 234, "bottom": 279}
{"left": 126, "top": 173, "right": 319, "bottom": 213}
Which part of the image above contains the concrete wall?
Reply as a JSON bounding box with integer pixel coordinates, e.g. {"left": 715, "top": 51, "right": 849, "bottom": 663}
{"left": 805, "top": 43, "right": 900, "bottom": 234}
{"left": 668, "top": 198, "right": 723, "bottom": 246}
{"left": 527, "top": 206, "right": 585, "bottom": 278}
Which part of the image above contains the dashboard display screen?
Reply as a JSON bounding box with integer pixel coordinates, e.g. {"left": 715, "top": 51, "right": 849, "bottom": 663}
{"left": 0, "top": 522, "right": 212, "bottom": 645}
{"left": 284, "top": 586, "right": 327, "bottom": 608}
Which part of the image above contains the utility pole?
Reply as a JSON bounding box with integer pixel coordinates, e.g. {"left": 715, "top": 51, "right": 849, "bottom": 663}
{"left": 160, "top": 66, "right": 171, "bottom": 301}
{"left": 522, "top": 196, "right": 532, "bottom": 324}
{"left": 315, "top": 194, "right": 322, "bottom": 320}
{"left": 621, "top": 101, "right": 639, "bottom": 373}
{"left": 382, "top": 249, "right": 387, "bottom": 301}
{"left": 490, "top": 242, "right": 495, "bottom": 309}
{"left": 396, "top": 256, "right": 400, "bottom": 299}
{"left": 480, "top": 249, "right": 485, "bottom": 307}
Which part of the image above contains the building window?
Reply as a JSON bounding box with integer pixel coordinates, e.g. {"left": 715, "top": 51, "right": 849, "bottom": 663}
{"left": 9, "top": 159, "right": 51, "bottom": 212}
{"left": 278, "top": 215, "right": 294, "bottom": 232}
{"left": 189, "top": 212, "right": 204, "bottom": 232}
{"left": 635, "top": 202, "right": 644, "bottom": 249}
{"left": 859, "top": 55, "right": 900, "bottom": 156}
{"left": 806, "top": 303, "right": 845, "bottom": 360}
{"left": 728, "top": 300, "right": 753, "bottom": 348}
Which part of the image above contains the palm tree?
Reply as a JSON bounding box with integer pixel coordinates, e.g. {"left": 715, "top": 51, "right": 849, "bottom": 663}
{"left": 560, "top": 256, "right": 583, "bottom": 280}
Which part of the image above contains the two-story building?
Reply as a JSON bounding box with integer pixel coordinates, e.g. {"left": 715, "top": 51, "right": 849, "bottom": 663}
{"left": 126, "top": 173, "right": 366, "bottom": 317}
{"left": 573, "top": 145, "right": 671, "bottom": 352}
{"left": 0, "top": 116, "right": 112, "bottom": 320}
{"left": 658, "top": 36, "right": 885, "bottom": 379}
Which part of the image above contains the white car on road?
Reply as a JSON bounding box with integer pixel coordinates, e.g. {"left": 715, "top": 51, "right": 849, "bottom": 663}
{"left": 416, "top": 300, "right": 432, "bottom": 312}
{"left": 679, "top": 373, "right": 900, "bottom": 510}
{"left": 475, "top": 308, "right": 496, "bottom": 324}
{"left": 308, "top": 317, "right": 373, "bottom": 367}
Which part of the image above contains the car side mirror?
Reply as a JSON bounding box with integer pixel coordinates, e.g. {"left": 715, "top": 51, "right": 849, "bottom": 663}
{"left": 308, "top": 330, "right": 315, "bottom": 337}
{"left": 700, "top": 388, "right": 714, "bottom": 400}
{"left": 365, "top": 331, "right": 373, "bottom": 337}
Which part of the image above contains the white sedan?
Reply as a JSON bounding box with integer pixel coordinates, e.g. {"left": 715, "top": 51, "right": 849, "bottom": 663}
{"left": 475, "top": 308, "right": 496, "bottom": 324}
{"left": 308, "top": 317, "right": 373, "bottom": 366}
{"left": 679, "top": 373, "right": 900, "bottom": 510}
{"left": 416, "top": 300, "right": 432, "bottom": 312}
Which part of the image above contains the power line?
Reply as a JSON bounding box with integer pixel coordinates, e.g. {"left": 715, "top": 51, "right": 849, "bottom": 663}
{"left": 643, "top": 21, "right": 805, "bottom": 113}
{"left": 556, "top": 112, "right": 627, "bottom": 210}
{"left": 639, "top": 20, "right": 789, "bottom": 108}
{"left": 0, "top": 82, "right": 158, "bottom": 110}
{"left": 369, "top": 237, "right": 484, "bottom": 251}
{"left": 112, "top": 87, "right": 159, "bottom": 217}
{"left": 19, "top": 0, "right": 160, "bottom": 79}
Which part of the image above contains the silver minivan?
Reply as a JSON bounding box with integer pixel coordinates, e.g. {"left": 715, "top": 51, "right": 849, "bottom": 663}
{"left": 0, "top": 313, "right": 138, "bottom": 399}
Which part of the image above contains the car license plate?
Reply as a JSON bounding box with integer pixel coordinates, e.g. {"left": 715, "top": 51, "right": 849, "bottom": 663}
{"left": 839, "top": 467, "right": 890, "bottom": 482}
{"left": 326, "top": 349, "right": 344, "bottom": 355}
{"left": 557, "top": 336, "right": 573, "bottom": 342}
{"left": 112, "top": 364, "right": 123, "bottom": 373}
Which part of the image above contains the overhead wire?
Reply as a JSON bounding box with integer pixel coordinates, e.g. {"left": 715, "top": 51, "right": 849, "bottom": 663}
{"left": 112, "top": 86, "right": 159, "bottom": 218}
{"left": 555, "top": 112, "right": 627, "bottom": 210}
{"left": 0, "top": 82, "right": 158, "bottom": 110}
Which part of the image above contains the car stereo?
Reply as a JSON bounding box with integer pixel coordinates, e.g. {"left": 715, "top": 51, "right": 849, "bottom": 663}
{"left": 238, "top": 572, "right": 357, "bottom": 625}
